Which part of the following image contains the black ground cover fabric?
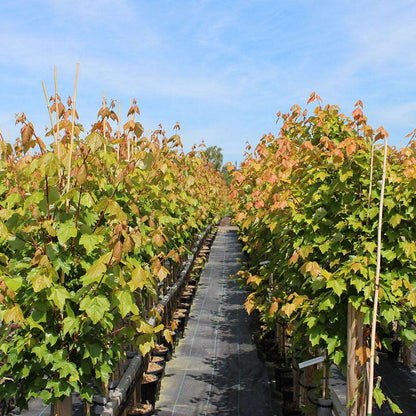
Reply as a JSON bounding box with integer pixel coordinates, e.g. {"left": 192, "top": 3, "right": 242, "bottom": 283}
{"left": 155, "top": 226, "right": 275, "bottom": 416}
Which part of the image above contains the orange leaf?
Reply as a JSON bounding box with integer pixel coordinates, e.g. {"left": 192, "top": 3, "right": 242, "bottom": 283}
{"left": 355, "top": 346, "right": 370, "bottom": 366}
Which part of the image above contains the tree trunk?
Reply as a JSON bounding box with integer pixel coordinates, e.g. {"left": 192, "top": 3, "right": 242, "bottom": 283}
{"left": 51, "top": 396, "right": 72, "bottom": 416}
{"left": 403, "top": 345, "right": 411, "bottom": 367}
{"left": 347, "top": 303, "right": 366, "bottom": 416}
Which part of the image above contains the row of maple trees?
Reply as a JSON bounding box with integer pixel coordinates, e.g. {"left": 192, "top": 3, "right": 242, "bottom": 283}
{"left": 230, "top": 94, "right": 416, "bottom": 413}
{"left": 0, "top": 88, "right": 227, "bottom": 410}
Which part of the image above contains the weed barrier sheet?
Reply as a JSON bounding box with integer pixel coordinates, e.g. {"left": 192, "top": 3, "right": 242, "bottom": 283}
{"left": 155, "top": 225, "right": 275, "bottom": 416}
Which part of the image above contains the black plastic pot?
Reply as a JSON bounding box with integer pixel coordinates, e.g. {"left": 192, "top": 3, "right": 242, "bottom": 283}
{"left": 146, "top": 362, "right": 163, "bottom": 376}
{"left": 150, "top": 355, "right": 165, "bottom": 367}
{"left": 127, "top": 403, "right": 154, "bottom": 416}
{"left": 282, "top": 387, "right": 294, "bottom": 403}
{"left": 282, "top": 402, "right": 302, "bottom": 416}
{"left": 141, "top": 374, "right": 159, "bottom": 406}
{"left": 275, "top": 366, "right": 293, "bottom": 392}
{"left": 152, "top": 344, "right": 169, "bottom": 357}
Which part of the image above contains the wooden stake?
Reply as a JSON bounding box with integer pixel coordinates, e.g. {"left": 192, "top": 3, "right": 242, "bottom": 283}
{"left": 42, "top": 81, "right": 58, "bottom": 151}
{"left": 367, "top": 137, "right": 388, "bottom": 416}
{"left": 347, "top": 303, "right": 366, "bottom": 416}
{"left": 102, "top": 90, "right": 106, "bottom": 151}
{"left": 65, "top": 63, "right": 80, "bottom": 210}
{"left": 54, "top": 67, "right": 61, "bottom": 151}
{"left": 323, "top": 356, "right": 328, "bottom": 400}
{"left": 367, "top": 142, "right": 375, "bottom": 214}
{"left": 117, "top": 101, "right": 121, "bottom": 162}
{"left": 127, "top": 99, "right": 131, "bottom": 162}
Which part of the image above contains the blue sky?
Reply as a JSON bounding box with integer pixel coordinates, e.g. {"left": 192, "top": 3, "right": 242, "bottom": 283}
{"left": 1, "top": 1, "right": 416, "bottom": 163}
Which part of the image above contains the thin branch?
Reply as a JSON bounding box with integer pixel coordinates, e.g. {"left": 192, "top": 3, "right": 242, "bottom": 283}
{"left": 65, "top": 63, "right": 80, "bottom": 211}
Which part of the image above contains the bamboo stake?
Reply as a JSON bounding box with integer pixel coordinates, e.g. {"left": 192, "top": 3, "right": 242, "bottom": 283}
{"left": 117, "top": 101, "right": 121, "bottom": 162}
{"left": 54, "top": 67, "right": 61, "bottom": 155}
{"left": 65, "top": 63, "right": 80, "bottom": 210}
{"left": 54, "top": 67, "right": 63, "bottom": 185}
{"left": 367, "top": 136, "right": 388, "bottom": 416}
{"left": 102, "top": 90, "right": 106, "bottom": 151}
{"left": 367, "top": 142, "right": 375, "bottom": 214}
{"left": 42, "top": 81, "right": 59, "bottom": 151}
{"left": 127, "top": 99, "right": 131, "bottom": 162}
{"left": 323, "top": 356, "right": 328, "bottom": 400}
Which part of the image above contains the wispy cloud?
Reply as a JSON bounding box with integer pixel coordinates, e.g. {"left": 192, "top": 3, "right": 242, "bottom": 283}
{"left": 1, "top": 0, "right": 416, "bottom": 156}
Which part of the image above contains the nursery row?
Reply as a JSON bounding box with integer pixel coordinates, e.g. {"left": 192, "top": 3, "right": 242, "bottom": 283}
{"left": 230, "top": 95, "right": 416, "bottom": 414}
{"left": 0, "top": 89, "right": 227, "bottom": 413}
{"left": 100, "top": 228, "right": 217, "bottom": 416}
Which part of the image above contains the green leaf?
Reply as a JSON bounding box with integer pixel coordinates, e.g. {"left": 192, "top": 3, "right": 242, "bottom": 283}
{"left": 81, "top": 193, "right": 95, "bottom": 208}
{"left": 327, "top": 278, "right": 346, "bottom": 296}
{"left": 57, "top": 220, "right": 77, "bottom": 245}
{"left": 373, "top": 386, "right": 385, "bottom": 408}
{"left": 82, "top": 253, "right": 111, "bottom": 285}
{"left": 327, "top": 336, "right": 340, "bottom": 355}
{"left": 383, "top": 249, "right": 396, "bottom": 261}
{"left": 85, "top": 132, "right": 105, "bottom": 153}
{"left": 3, "top": 275, "right": 23, "bottom": 292}
{"left": 401, "top": 328, "right": 416, "bottom": 347}
{"left": 48, "top": 286, "right": 71, "bottom": 310}
{"left": 62, "top": 316, "right": 80, "bottom": 336}
{"left": 32, "top": 273, "right": 52, "bottom": 292}
{"left": 80, "top": 295, "right": 110, "bottom": 324}
{"left": 387, "top": 397, "right": 403, "bottom": 414}
{"left": 80, "top": 234, "right": 105, "bottom": 255}
{"left": 115, "top": 290, "right": 139, "bottom": 317}
{"left": 389, "top": 213, "right": 403, "bottom": 228}
{"left": 42, "top": 152, "right": 60, "bottom": 176}
{"left": 134, "top": 122, "right": 144, "bottom": 138}
{"left": 84, "top": 344, "right": 101, "bottom": 365}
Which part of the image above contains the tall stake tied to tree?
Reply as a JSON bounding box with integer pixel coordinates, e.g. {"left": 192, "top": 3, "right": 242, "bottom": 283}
{"left": 0, "top": 67, "right": 228, "bottom": 415}
{"left": 230, "top": 94, "right": 416, "bottom": 414}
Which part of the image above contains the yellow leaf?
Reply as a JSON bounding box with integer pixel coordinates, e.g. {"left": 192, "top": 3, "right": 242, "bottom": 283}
{"left": 269, "top": 301, "right": 279, "bottom": 316}
{"left": 247, "top": 275, "right": 263, "bottom": 286}
{"left": 389, "top": 214, "right": 403, "bottom": 228}
{"left": 293, "top": 295, "right": 308, "bottom": 308}
{"left": 163, "top": 328, "right": 173, "bottom": 345}
{"left": 408, "top": 291, "right": 416, "bottom": 307}
{"left": 244, "top": 298, "right": 256, "bottom": 315}
{"left": 157, "top": 266, "right": 168, "bottom": 282}
{"left": 4, "top": 304, "right": 24, "bottom": 323}
{"left": 299, "top": 246, "right": 313, "bottom": 259}
{"left": 269, "top": 221, "right": 278, "bottom": 232}
{"left": 281, "top": 302, "right": 296, "bottom": 318}
{"left": 32, "top": 273, "right": 51, "bottom": 292}
{"left": 137, "top": 320, "right": 154, "bottom": 334}
{"left": 304, "top": 261, "right": 320, "bottom": 277}
{"left": 128, "top": 266, "right": 147, "bottom": 291}
{"left": 391, "top": 279, "right": 402, "bottom": 292}
{"left": 403, "top": 241, "right": 416, "bottom": 257}
{"left": 351, "top": 263, "right": 362, "bottom": 273}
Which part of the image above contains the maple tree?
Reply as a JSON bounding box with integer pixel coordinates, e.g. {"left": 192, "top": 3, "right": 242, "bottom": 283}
{"left": 0, "top": 92, "right": 227, "bottom": 411}
{"left": 230, "top": 94, "right": 416, "bottom": 413}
